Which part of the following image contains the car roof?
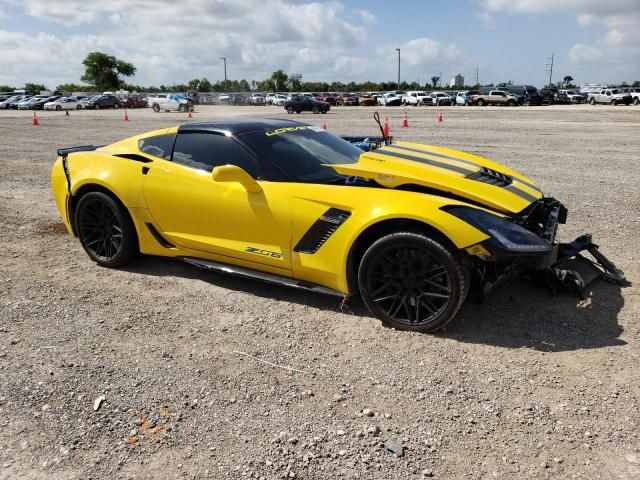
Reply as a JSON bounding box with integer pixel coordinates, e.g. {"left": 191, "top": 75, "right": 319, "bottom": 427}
{"left": 178, "top": 118, "right": 306, "bottom": 135}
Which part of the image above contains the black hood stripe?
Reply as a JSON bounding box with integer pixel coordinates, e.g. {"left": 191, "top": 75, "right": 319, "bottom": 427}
{"left": 505, "top": 184, "right": 539, "bottom": 203}
{"left": 370, "top": 149, "right": 471, "bottom": 175}
{"left": 390, "top": 144, "right": 542, "bottom": 193}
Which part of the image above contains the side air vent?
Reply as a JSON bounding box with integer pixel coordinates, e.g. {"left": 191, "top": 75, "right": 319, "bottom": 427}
{"left": 145, "top": 223, "right": 175, "bottom": 248}
{"left": 466, "top": 167, "right": 512, "bottom": 187}
{"left": 114, "top": 153, "right": 153, "bottom": 163}
{"left": 294, "top": 208, "right": 351, "bottom": 254}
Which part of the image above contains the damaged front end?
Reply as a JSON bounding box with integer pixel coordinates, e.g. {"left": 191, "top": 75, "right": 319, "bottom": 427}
{"left": 445, "top": 198, "right": 626, "bottom": 300}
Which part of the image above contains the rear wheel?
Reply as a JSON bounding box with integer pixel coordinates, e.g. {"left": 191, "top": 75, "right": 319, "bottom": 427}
{"left": 312, "top": 106, "right": 319, "bottom": 114}
{"left": 179, "top": 104, "right": 187, "bottom": 113}
{"left": 590, "top": 98, "right": 596, "bottom": 105}
{"left": 507, "top": 100, "right": 516, "bottom": 106}
{"left": 114, "top": 103, "right": 119, "bottom": 109}
{"left": 286, "top": 106, "right": 294, "bottom": 114}
{"left": 75, "top": 191, "right": 138, "bottom": 268}
{"left": 476, "top": 99, "right": 485, "bottom": 106}
{"left": 358, "top": 232, "right": 469, "bottom": 333}
{"left": 56, "top": 105, "right": 62, "bottom": 111}
{"left": 152, "top": 104, "right": 160, "bottom": 112}
{"left": 634, "top": 98, "right": 639, "bottom": 105}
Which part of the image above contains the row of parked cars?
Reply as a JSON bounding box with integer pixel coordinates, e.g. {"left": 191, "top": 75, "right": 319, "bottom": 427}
{"left": 0, "top": 92, "right": 150, "bottom": 110}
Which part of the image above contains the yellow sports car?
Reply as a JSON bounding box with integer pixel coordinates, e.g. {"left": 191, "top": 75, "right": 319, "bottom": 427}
{"left": 51, "top": 118, "right": 624, "bottom": 332}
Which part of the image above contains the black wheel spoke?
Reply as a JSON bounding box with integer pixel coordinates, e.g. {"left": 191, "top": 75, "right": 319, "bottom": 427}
{"left": 78, "top": 198, "right": 123, "bottom": 262}
{"left": 365, "top": 243, "right": 453, "bottom": 327}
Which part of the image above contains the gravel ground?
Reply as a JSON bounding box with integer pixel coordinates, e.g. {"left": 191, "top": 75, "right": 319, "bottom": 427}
{"left": 0, "top": 104, "right": 638, "bottom": 480}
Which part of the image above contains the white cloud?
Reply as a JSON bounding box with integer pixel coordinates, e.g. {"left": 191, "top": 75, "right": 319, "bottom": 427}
{"left": 474, "top": 11, "right": 496, "bottom": 30}
{"left": 352, "top": 7, "right": 376, "bottom": 25}
{"left": 0, "top": 0, "right": 381, "bottom": 86}
{"left": 377, "top": 37, "right": 459, "bottom": 66}
{"left": 477, "top": 0, "right": 640, "bottom": 70}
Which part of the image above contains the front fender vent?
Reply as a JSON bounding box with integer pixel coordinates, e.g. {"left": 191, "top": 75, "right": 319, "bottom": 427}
{"left": 466, "top": 167, "right": 513, "bottom": 187}
{"left": 294, "top": 208, "right": 351, "bottom": 254}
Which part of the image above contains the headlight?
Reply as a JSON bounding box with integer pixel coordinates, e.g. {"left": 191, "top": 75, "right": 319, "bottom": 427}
{"left": 445, "top": 206, "right": 552, "bottom": 254}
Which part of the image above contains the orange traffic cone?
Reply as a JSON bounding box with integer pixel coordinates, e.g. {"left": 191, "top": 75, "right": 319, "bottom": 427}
{"left": 32, "top": 112, "right": 39, "bottom": 126}
{"left": 402, "top": 111, "right": 409, "bottom": 128}
{"left": 124, "top": 110, "right": 129, "bottom": 121}
{"left": 383, "top": 117, "right": 389, "bottom": 137}
{"left": 437, "top": 112, "right": 443, "bottom": 124}
{"left": 322, "top": 122, "right": 327, "bottom": 130}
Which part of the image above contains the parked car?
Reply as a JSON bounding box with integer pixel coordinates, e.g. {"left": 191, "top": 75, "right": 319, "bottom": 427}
{"left": 619, "top": 88, "right": 640, "bottom": 105}
{"left": 85, "top": 94, "right": 122, "bottom": 109}
{"left": 471, "top": 90, "right": 519, "bottom": 106}
{"left": 121, "top": 95, "right": 148, "bottom": 108}
{"left": 339, "top": 93, "right": 359, "bottom": 106}
{"left": 587, "top": 88, "right": 633, "bottom": 105}
{"left": 272, "top": 94, "right": 288, "bottom": 106}
{"left": 150, "top": 93, "right": 191, "bottom": 112}
{"left": 265, "top": 93, "right": 276, "bottom": 105}
{"left": 378, "top": 92, "right": 403, "bottom": 106}
{"left": 32, "top": 95, "right": 60, "bottom": 110}
{"left": 429, "top": 92, "right": 453, "bottom": 106}
{"left": 358, "top": 94, "right": 377, "bottom": 106}
{"left": 504, "top": 85, "right": 542, "bottom": 106}
{"left": 455, "top": 91, "right": 476, "bottom": 106}
{"left": 45, "top": 96, "right": 82, "bottom": 111}
{"left": 559, "top": 89, "right": 586, "bottom": 104}
{"left": 403, "top": 91, "right": 431, "bottom": 106}
{"left": 249, "top": 93, "right": 266, "bottom": 105}
{"left": 315, "top": 93, "right": 337, "bottom": 105}
{"left": 284, "top": 96, "right": 330, "bottom": 114}
{"left": 18, "top": 95, "right": 49, "bottom": 110}
{"left": 0, "top": 95, "right": 25, "bottom": 109}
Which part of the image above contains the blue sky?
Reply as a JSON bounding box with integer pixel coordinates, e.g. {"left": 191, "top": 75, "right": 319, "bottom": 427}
{"left": 0, "top": 0, "right": 638, "bottom": 89}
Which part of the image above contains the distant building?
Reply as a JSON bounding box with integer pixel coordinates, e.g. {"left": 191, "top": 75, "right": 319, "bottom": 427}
{"left": 449, "top": 74, "right": 464, "bottom": 88}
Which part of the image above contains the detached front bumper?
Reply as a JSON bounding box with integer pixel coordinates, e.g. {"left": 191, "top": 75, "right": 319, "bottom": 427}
{"left": 449, "top": 198, "right": 626, "bottom": 299}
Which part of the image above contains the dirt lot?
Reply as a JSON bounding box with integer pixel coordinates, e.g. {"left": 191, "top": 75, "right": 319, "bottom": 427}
{"left": 0, "top": 104, "right": 639, "bottom": 479}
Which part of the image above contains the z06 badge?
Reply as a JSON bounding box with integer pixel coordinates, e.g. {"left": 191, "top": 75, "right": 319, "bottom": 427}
{"left": 245, "top": 247, "right": 283, "bottom": 259}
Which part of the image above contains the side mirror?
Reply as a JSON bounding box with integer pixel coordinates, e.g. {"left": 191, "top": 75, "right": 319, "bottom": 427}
{"left": 212, "top": 165, "right": 261, "bottom": 193}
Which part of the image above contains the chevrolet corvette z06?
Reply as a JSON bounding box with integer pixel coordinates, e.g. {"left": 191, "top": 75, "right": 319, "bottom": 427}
{"left": 51, "top": 119, "right": 625, "bottom": 332}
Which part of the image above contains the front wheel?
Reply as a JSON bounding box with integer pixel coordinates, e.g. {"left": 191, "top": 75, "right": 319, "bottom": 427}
{"left": 476, "top": 99, "right": 484, "bottom": 106}
{"left": 286, "top": 106, "right": 294, "bottom": 114}
{"left": 152, "top": 104, "right": 160, "bottom": 112}
{"left": 633, "top": 98, "right": 639, "bottom": 105}
{"left": 358, "top": 232, "right": 469, "bottom": 333}
{"left": 179, "top": 104, "right": 187, "bottom": 112}
{"left": 75, "top": 191, "right": 138, "bottom": 267}
{"left": 590, "top": 98, "right": 596, "bottom": 105}
{"left": 56, "top": 105, "right": 62, "bottom": 111}
{"left": 312, "top": 106, "right": 319, "bottom": 114}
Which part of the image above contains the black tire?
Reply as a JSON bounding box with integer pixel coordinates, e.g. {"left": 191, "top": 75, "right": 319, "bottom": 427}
{"left": 589, "top": 98, "right": 596, "bottom": 105}
{"left": 56, "top": 105, "right": 62, "bottom": 111}
{"left": 76, "top": 105, "right": 82, "bottom": 110}
{"left": 476, "top": 99, "right": 484, "bottom": 106}
{"left": 633, "top": 98, "right": 639, "bottom": 105}
{"left": 75, "top": 191, "right": 138, "bottom": 268}
{"left": 114, "top": 103, "right": 119, "bottom": 109}
{"left": 95, "top": 105, "right": 100, "bottom": 110}
{"left": 610, "top": 99, "right": 616, "bottom": 105}
{"left": 295, "top": 109, "right": 301, "bottom": 114}
{"left": 358, "top": 232, "right": 469, "bottom": 333}
{"left": 152, "top": 104, "right": 160, "bottom": 112}
{"left": 312, "top": 106, "right": 319, "bottom": 114}
{"left": 507, "top": 100, "right": 516, "bottom": 106}
{"left": 286, "top": 106, "right": 294, "bottom": 114}
{"left": 179, "top": 104, "right": 187, "bottom": 113}
{"left": 321, "top": 110, "right": 327, "bottom": 114}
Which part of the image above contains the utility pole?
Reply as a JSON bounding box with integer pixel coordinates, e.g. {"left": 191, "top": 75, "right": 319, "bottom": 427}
{"left": 220, "top": 57, "right": 228, "bottom": 92}
{"left": 396, "top": 48, "right": 401, "bottom": 89}
{"left": 545, "top": 53, "right": 554, "bottom": 87}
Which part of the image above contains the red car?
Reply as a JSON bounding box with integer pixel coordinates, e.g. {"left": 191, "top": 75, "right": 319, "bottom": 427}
{"left": 315, "top": 92, "right": 338, "bottom": 105}
{"left": 121, "top": 95, "right": 148, "bottom": 108}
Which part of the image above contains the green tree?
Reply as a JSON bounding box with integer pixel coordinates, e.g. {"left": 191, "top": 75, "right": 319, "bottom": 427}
{"left": 632, "top": 80, "right": 640, "bottom": 87}
{"left": 187, "top": 78, "right": 200, "bottom": 91}
{"left": 81, "top": 51, "right": 136, "bottom": 91}
{"left": 199, "top": 78, "right": 212, "bottom": 92}
{"left": 0, "top": 85, "right": 16, "bottom": 92}
{"left": 563, "top": 75, "right": 574, "bottom": 87}
{"left": 25, "top": 82, "right": 47, "bottom": 93}
{"left": 269, "top": 70, "right": 289, "bottom": 91}
{"left": 430, "top": 76, "right": 440, "bottom": 88}
{"left": 56, "top": 83, "right": 90, "bottom": 92}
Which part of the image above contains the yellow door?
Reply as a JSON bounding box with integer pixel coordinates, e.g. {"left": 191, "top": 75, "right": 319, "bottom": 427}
{"left": 142, "top": 132, "right": 292, "bottom": 272}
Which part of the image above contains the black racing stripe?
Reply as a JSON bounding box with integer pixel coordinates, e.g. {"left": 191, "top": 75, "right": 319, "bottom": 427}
{"left": 389, "top": 144, "right": 480, "bottom": 168}
{"left": 392, "top": 144, "right": 542, "bottom": 193}
{"left": 505, "top": 185, "right": 539, "bottom": 203}
{"left": 373, "top": 149, "right": 471, "bottom": 175}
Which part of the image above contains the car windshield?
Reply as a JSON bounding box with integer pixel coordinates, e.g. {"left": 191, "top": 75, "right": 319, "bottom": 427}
{"left": 240, "top": 126, "right": 362, "bottom": 184}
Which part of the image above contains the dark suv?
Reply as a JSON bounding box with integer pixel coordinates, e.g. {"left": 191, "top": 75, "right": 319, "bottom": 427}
{"left": 505, "top": 85, "right": 542, "bottom": 106}
{"left": 284, "top": 96, "right": 330, "bottom": 114}
{"left": 85, "top": 94, "right": 122, "bottom": 109}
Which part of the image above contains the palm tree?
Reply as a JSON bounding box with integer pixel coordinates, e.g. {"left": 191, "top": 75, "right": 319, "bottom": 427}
{"left": 563, "top": 75, "right": 574, "bottom": 87}
{"left": 430, "top": 76, "right": 440, "bottom": 89}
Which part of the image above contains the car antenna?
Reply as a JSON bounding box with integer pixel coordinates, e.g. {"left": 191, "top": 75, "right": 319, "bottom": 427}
{"left": 373, "top": 111, "right": 389, "bottom": 146}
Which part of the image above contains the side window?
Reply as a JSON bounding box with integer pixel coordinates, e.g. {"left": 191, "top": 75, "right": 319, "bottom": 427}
{"left": 138, "top": 134, "right": 176, "bottom": 160}
{"left": 172, "top": 132, "right": 263, "bottom": 178}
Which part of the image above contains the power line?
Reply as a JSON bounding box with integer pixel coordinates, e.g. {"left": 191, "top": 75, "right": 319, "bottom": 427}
{"left": 545, "top": 53, "right": 554, "bottom": 87}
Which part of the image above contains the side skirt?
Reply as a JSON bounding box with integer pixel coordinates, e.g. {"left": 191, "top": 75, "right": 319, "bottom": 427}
{"left": 180, "top": 257, "right": 344, "bottom": 298}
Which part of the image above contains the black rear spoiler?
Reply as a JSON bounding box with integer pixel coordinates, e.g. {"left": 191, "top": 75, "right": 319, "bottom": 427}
{"left": 57, "top": 145, "right": 102, "bottom": 157}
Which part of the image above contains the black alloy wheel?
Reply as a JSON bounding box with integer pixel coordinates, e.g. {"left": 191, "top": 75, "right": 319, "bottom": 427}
{"left": 75, "top": 191, "right": 138, "bottom": 267}
{"left": 358, "top": 232, "right": 468, "bottom": 333}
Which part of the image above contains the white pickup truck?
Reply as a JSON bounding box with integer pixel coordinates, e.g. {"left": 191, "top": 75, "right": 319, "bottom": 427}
{"left": 402, "top": 91, "right": 431, "bottom": 106}
{"left": 149, "top": 94, "right": 191, "bottom": 112}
